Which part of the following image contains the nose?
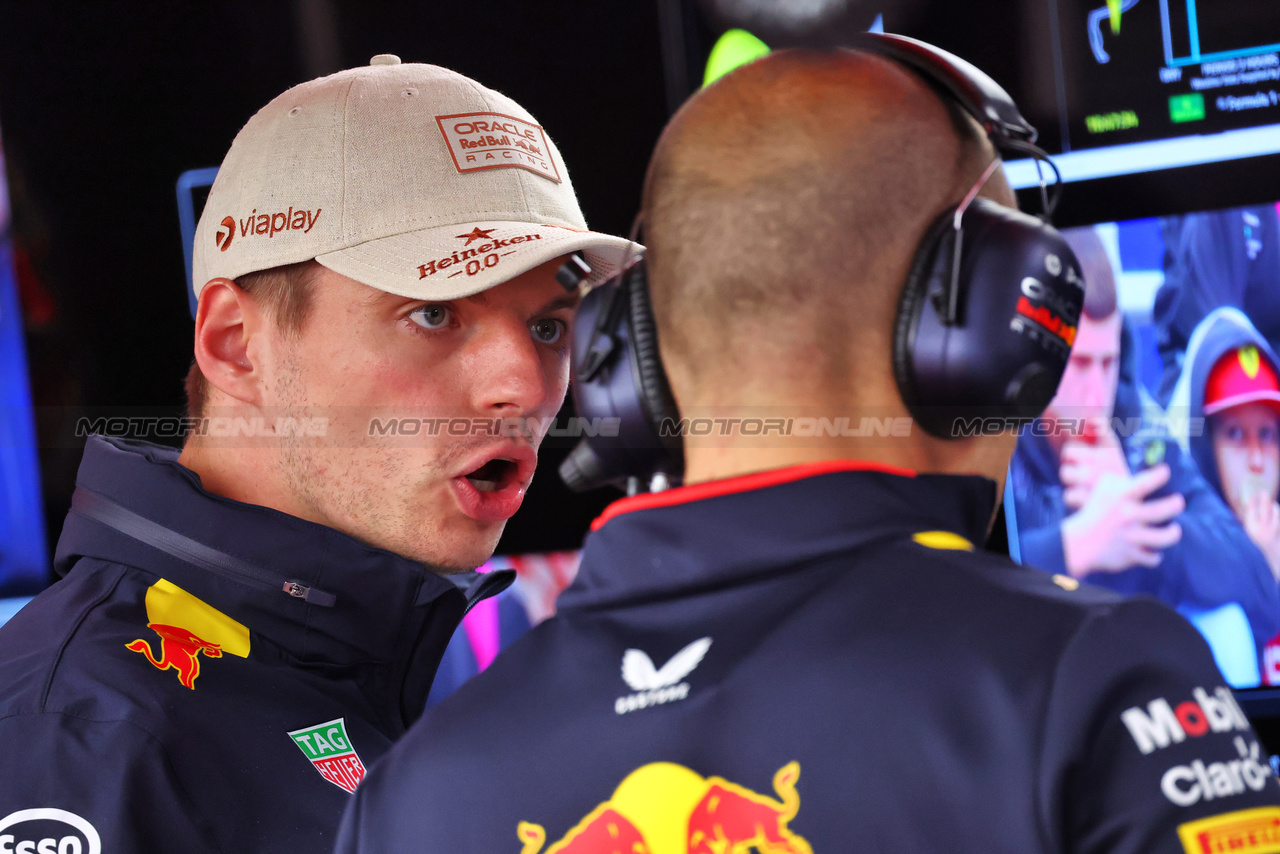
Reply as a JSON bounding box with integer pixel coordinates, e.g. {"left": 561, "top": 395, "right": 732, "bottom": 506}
{"left": 470, "top": 320, "right": 551, "bottom": 417}
{"left": 1081, "top": 365, "right": 1109, "bottom": 412}
{"left": 1248, "top": 436, "right": 1266, "bottom": 471}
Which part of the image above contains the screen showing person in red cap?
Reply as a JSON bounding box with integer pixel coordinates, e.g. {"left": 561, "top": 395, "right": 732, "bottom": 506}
{"left": 1152, "top": 204, "right": 1280, "bottom": 404}
{"left": 0, "top": 56, "right": 636, "bottom": 854}
{"left": 1010, "top": 228, "right": 1280, "bottom": 683}
{"left": 1205, "top": 346, "right": 1280, "bottom": 536}
{"left": 1173, "top": 307, "right": 1280, "bottom": 684}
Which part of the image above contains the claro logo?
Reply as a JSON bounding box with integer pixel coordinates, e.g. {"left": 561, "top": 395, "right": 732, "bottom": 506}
{"left": 0, "top": 808, "right": 101, "bottom": 854}
{"left": 215, "top": 216, "right": 236, "bottom": 252}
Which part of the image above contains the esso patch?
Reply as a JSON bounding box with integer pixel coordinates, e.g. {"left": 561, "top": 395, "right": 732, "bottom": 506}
{"left": 0, "top": 809, "right": 101, "bottom": 854}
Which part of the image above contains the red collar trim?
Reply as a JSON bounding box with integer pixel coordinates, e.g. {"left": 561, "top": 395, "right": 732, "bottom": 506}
{"left": 590, "top": 460, "right": 917, "bottom": 532}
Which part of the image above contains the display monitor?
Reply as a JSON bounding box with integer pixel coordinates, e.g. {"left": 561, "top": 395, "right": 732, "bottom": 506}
{"left": 663, "top": 0, "right": 1280, "bottom": 733}
{"left": 0, "top": 123, "right": 48, "bottom": 599}
{"left": 1005, "top": 200, "right": 1280, "bottom": 708}
{"left": 669, "top": 0, "right": 1280, "bottom": 171}
{"left": 176, "top": 166, "right": 218, "bottom": 319}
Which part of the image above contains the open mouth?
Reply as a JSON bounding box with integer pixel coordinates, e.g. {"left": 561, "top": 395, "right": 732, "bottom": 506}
{"left": 450, "top": 444, "right": 537, "bottom": 523}
{"left": 464, "top": 458, "right": 517, "bottom": 493}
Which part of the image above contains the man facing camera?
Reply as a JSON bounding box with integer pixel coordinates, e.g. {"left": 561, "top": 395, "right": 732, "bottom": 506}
{"left": 0, "top": 57, "right": 632, "bottom": 853}
{"left": 338, "top": 42, "right": 1280, "bottom": 854}
{"left": 1009, "top": 229, "right": 1280, "bottom": 671}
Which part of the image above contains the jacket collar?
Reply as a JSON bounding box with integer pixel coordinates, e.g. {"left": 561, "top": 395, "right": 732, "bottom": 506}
{"left": 559, "top": 461, "right": 997, "bottom": 611}
{"left": 55, "top": 436, "right": 498, "bottom": 673}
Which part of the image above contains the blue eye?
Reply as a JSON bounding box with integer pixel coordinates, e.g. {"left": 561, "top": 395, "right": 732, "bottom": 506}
{"left": 409, "top": 305, "right": 451, "bottom": 330}
{"left": 531, "top": 318, "right": 565, "bottom": 344}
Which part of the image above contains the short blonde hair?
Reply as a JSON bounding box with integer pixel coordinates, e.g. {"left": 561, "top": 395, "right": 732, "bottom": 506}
{"left": 184, "top": 261, "right": 322, "bottom": 420}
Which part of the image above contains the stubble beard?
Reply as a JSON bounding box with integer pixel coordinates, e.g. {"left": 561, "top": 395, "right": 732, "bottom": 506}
{"left": 270, "top": 351, "right": 504, "bottom": 571}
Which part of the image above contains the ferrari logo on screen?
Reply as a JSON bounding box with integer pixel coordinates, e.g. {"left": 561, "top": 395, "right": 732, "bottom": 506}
{"left": 1240, "top": 345, "right": 1262, "bottom": 379}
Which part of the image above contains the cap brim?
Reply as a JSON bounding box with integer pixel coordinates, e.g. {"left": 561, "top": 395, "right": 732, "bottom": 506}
{"left": 314, "top": 221, "right": 640, "bottom": 301}
{"left": 1204, "top": 390, "right": 1280, "bottom": 416}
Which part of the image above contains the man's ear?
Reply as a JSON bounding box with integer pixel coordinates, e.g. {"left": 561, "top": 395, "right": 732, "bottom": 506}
{"left": 192, "top": 278, "right": 267, "bottom": 406}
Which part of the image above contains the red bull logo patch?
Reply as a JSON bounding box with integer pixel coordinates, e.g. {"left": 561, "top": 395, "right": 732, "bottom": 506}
{"left": 517, "top": 761, "right": 811, "bottom": 854}
{"left": 124, "top": 578, "right": 250, "bottom": 689}
{"left": 288, "top": 717, "right": 367, "bottom": 793}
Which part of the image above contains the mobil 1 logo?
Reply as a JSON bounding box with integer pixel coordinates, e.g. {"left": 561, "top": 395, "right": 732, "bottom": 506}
{"left": 1120, "top": 685, "right": 1278, "bottom": 807}
{"left": 0, "top": 809, "right": 100, "bottom": 854}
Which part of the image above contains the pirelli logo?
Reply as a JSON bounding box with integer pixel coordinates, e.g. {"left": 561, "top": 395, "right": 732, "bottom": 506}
{"left": 1178, "top": 806, "right": 1280, "bottom": 853}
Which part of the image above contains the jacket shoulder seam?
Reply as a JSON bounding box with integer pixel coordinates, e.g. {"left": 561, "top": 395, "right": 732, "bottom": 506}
{"left": 37, "top": 562, "right": 130, "bottom": 711}
{"left": 0, "top": 708, "right": 229, "bottom": 853}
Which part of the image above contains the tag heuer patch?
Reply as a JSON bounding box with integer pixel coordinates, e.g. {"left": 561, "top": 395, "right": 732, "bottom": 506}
{"left": 288, "top": 718, "right": 367, "bottom": 793}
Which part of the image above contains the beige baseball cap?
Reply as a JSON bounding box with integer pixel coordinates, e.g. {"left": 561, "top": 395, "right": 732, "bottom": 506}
{"left": 192, "top": 55, "right": 639, "bottom": 302}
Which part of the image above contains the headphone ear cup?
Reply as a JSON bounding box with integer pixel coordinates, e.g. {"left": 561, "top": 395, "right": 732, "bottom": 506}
{"left": 894, "top": 198, "right": 1083, "bottom": 439}
{"left": 893, "top": 210, "right": 959, "bottom": 436}
{"left": 625, "top": 265, "right": 684, "bottom": 462}
{"left": 559, "top": 260, "right": 684, "bottom": 492}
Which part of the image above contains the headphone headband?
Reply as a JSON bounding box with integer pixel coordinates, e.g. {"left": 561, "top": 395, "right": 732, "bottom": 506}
{"left": 857, "top": 33, "right": 1062, "bottom": 217}
{"left": 855, "top": 33, "right": 1037, "bottom": 149}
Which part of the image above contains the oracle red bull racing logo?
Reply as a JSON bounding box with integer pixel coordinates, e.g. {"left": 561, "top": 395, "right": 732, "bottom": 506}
{"left": 517, "top": 761, "right": 811, "bottom": 854}
{"left": 436, "top": 111, "right": 560, "bottom": 182}
{"left": 124, "top": 579, "right": 250, "bottom": 689}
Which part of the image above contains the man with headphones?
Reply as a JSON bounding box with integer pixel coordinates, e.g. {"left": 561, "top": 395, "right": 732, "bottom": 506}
{"left": 336, "top": 39, "right": 1280, "bottom": 853}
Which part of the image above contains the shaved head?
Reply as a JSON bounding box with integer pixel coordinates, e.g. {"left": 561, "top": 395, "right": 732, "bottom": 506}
{"left": 643, "top": 48, "right": 1014, "bottom": 409}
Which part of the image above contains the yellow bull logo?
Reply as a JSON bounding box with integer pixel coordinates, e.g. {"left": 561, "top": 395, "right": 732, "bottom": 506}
{"left": 125, "top": 579, "right": 249, "bottom": 689}
{"left": 519, "top": 761, "right": 811, "bottom": 854}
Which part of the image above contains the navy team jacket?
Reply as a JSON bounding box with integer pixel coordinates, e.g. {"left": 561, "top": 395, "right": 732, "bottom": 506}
{"left": 0, "top": 435, "right": 507, "bottom": 853}
{"left": 337, "top": 461, "right": 1280, "bottom": 854}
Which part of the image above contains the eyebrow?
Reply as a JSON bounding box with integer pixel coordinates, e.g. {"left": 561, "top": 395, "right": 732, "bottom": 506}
{"left": 374, "top": 289, "right": 581, "bottom": 314}
{"left": 533, "top": 293, "right": 581, "bottom": 315}
{"left": 459, "top": 291, "right": 580, "bottom": 316}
